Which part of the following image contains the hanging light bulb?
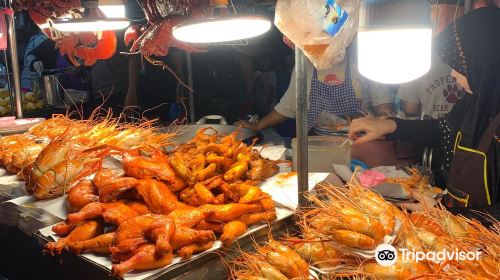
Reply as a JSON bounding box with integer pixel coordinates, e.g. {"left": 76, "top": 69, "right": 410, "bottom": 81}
{"left": 172, "top": 0, "right": 271, "bottom": 44}
{"left": 358, "top": 0, "right": 432, "bottom": 84}
{"left": 53, "top": 0, "right": 129, "bottom": 32}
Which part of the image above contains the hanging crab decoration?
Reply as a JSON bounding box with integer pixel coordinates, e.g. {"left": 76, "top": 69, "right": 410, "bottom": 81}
{"left": 124, "top": 0, "right": 210, "bottom": 58}
{"left": 14, "top": 0, "right": 117, "bottom": 66}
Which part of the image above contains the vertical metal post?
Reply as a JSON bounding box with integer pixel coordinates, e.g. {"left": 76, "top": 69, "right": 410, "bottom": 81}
{"left": 186, "top": 53, "right": 195, "bottom": 123}
{"left": 7, "top": 2, "right": 23, "bottom": 118}
{"left": 464, "top": 0, "right": 472, "bottom": 14}
{"left": 295, "top": 48, "right": 308, "bottom": 208}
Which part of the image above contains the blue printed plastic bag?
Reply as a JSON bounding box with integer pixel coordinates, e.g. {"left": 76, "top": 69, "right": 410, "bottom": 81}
{"left": 323, "top": 0, "right": 349, "bottom": 36}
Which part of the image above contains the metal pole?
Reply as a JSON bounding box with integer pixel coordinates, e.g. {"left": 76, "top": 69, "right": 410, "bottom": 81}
{"left": 186, "top": 53, "right": 195, "bottom": 123}
{"left": 464, "top": 0, "right": 472, "bottom": 14}
{"left": 295, "top": 48, "right": 308, "bottom": 208}
{"left": 7, "top": 2, "right": 23, "bottom": 118}
{"left": 3, "top": 50, "right": 13, "bottom": 115}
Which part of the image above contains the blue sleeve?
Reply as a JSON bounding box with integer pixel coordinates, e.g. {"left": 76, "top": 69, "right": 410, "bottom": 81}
{"left": 24, "top": 35, "right": 48, "bottom": 71}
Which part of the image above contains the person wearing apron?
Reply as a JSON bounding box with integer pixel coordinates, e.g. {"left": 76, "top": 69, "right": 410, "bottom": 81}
{"left": 234, "top": 55, "right": 365, "bottom": 135}
{"left": 349, "top": 7, "right": 500, "bottom": 207}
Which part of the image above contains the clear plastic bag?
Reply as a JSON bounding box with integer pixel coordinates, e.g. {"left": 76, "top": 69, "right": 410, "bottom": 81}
{"left": 315, "top": 111, "right": 348, "bottom": 130}
{"left": 275, "top": 0, "right": 360, "bottom": 70}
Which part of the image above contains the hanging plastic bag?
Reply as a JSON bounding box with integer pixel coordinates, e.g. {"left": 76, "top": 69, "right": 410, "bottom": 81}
{"left": 275, "top": 0, "right": 360, "bottom": 70}
{"left": 0, "top": 9, "right": 13, "bottom": 50}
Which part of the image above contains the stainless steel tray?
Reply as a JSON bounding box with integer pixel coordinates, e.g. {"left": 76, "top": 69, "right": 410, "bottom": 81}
{"left": 34, "top": 208, "right": 294, "bottom": 280}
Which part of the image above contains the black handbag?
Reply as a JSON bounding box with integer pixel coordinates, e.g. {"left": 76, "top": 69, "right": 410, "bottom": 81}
{"left": 445, "top": 113, "right": 500, "bottom": 207}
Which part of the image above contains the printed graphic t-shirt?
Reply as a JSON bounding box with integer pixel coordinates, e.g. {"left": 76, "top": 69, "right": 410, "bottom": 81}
{"left": 397, "top": 59, "right": 466, "bottom": 119}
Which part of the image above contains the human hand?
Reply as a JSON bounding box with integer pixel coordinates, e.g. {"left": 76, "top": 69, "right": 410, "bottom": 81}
{"left": 234, "top": 120, "right": 259, "bottom": 132}
{"left": 33, "top": 61, "right": 44, "bottom": 73}
{"left": 348, "top": 117, "right": 397, "bottom": 145}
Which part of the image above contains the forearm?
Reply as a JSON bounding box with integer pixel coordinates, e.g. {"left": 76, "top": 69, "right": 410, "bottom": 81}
{"left": 388, "top": 118, "right": 441, "bottom": 148}
{"left": 256, "top": 109, "right": 288, "bottom": 131}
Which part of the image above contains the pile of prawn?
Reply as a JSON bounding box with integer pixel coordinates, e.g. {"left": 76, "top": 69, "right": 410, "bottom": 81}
{"left": 0, "top": 113, "right": 175, "bottom": 199}
{"left": 1, "top": 118, "right": 281, "bottom": 277}
{"left": 229, "top": 181, "right": 500, "bottom": 280}
{"left": 385, "top": 168, "right": 443, "bottom": 195}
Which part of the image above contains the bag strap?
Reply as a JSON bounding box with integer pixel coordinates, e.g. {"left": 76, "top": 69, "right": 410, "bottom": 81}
{"left": 478, "top": 112, "right": 500, "bottom": 153}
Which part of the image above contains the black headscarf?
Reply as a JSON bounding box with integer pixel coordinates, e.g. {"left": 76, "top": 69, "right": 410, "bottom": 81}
{"left": 434, "top": 7, "right": 500, "bottom": 201}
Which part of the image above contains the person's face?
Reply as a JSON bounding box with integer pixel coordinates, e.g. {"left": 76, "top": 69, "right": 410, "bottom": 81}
{"left": 451, "top": 69, "right": 472, "bottom": 94}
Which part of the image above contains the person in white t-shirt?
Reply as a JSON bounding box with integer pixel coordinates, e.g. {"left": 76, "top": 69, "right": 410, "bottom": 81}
{"left": 397, "top": 3, "right": 467, "bottom": 120}
{"left": 397, "top": 57, "right": 466, "bottom": 119}
{"left": 253, "top": 57, "right": 278, "bottom": 117}
{"left": 235, "top": 54, "right": 394, "bottom": 132}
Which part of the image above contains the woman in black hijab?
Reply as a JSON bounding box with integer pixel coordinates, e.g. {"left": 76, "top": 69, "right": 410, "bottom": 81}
{"left": 349, "top": 7, "right": 500, "bottom": 207}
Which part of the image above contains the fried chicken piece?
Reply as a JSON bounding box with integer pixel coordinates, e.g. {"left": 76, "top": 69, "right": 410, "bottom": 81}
{"left": 194, "top": 220, "right": 224, "bottom": 233}
{"left": 220, "top": 221, "right": 247, "bottom": 247}
{"left": 187, "top": 154, "right": 207, "bottom": 172}
{"left": 258, "top": 196, "right": 276, "bottom": 211}
{"left": 199, "top": 203, "right": 261, "bottom": 222}
{"left": 122, "top": 150, "right": 185, "bottom": 191}
{"left": 66, "top": 180, "right": 99, "bottom": 213}
{"left": 170, "top": 227, "right": 215, "bottom": 251}
{"left": 223, "top": 160, "right": 249, "bottom": 182}
{"left": 67, "top": 232, "right": 115, "bottom": 255}
{"left": 224, "top": 183, "right": 263, "bottom": 204}
{"left": 202, "top": 143, "right": 228, "bottom": 155}
{"left": 213, "top": 193, "right": 226, "bottom": 204}
{"left": 248, "top": 158, "right": 279, "bottom": 181}
{"left": 110, "top": 214, "right": 175, "bottom": 261}
{"left": 45, "top": 220, "right": 104, "bottom": 255}
{"left": 193, "top": 163, "right": 217, "bottom": 182}
{"left": 239, "top": 211, "right": 277, "bottom": 226}
{"left": 168, "top": 153, "right": 191, "bottom": 182}
{"left": 135, "top": 179, "right": 178, "bottom": 214}
{"left": 126, "top": 201, "right": 151, "bottom": 215}
{"left": 179, "top": 176, "right": 224, "bottom": 206}
{"left": 52, "top": 222, "right": 77, "bottom": 236}
{"left": 178, "top": 241, "right": 214, "bottom": 259}
{"left": 165, "top": 208, "right": 216, "bottom": 255}
{"left": 167, "top": 209, "right": 212, "bottom": 228}
{"left": 66, "top": 202, "right": 140, "bottom": 225}
{"left": 206, "top": 153, "right": 233, "bottom": 170}
{"left": 111, "top": 244, "right": 173, "bottom": 277}
{"left": 93, "top": 168, "right": 139, "bottom": 202}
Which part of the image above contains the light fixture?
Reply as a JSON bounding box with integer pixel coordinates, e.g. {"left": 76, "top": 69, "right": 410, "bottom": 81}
{"left": 172, "top": 0, "right": 272, "bottom": 44}
{"left": 53, "top": 0, "right": 129, "bottom": 32}
{"left": 358, "top": 0, "right": 432, "bottom": 84}
{"left": 99, "top": 0, "right": 126, "bottom": 18}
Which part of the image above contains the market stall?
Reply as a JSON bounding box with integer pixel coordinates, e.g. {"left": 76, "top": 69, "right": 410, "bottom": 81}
{"left": 0, "top": 0, "right": 499, "bottom": 280}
